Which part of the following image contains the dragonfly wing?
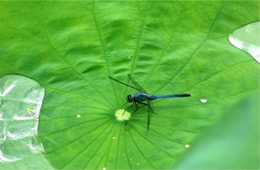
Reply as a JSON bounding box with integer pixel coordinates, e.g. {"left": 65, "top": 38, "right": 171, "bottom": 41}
{"left": 108, "top": 76, "right": 139, "bottom": 91}
{"left": 128, "top": 74, "right": 147, "bottom": 93}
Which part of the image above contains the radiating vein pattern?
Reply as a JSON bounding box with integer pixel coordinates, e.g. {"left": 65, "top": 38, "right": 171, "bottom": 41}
{"left": 0, "top": 0, "right": 259, "bottom": 169}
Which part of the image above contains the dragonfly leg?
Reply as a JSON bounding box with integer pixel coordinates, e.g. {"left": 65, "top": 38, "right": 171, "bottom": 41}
{"left": 124, "top": 121, "right": 128, "bottom": 129}
{"left": 127, "top": 102, "right": 134, "bottom": 109}
{"left": 147, "top": 106, "right": 151, "bottom": 131}
{"left": 133, "top": 102, "right": 139, "bottom": 113}
{"left": 136, "top": 101, "right": 153, "bottom": 113}
{"left": 122, "top": 102, "right": 134, "bottom": 116}
{"left": 148, "top": 104, "right": 153, "bottom": 113}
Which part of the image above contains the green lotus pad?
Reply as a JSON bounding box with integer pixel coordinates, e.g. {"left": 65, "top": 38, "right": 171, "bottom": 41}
{"left": 176, "top": 93, "right": 259, "bottom": 169}
{"left": 0, "top": 0, "right": 259, "bottom": 169}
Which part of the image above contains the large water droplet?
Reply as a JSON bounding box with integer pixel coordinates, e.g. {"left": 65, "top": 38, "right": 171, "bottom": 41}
{"left": 229, "top": 21, "right": 260, "bottom": 63}
{"left": 0, "top": 75, "right": 45, "bottom": 163}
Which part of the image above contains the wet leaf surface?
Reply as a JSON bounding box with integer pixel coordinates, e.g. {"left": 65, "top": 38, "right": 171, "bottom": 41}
{"left": 0, "top": 1, "right": 259, "bottom": 169}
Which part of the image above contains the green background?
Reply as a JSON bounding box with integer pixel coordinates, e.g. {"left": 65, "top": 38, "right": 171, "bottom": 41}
{"left": 0, "top": 0, "right": 259, "bottom": 169}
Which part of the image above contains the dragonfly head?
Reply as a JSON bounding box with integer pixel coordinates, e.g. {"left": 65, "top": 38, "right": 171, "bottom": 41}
{"left": 127, "top": 94, "right": 133, "bottom": 103}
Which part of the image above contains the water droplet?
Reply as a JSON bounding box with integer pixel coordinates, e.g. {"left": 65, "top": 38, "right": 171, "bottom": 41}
{"left": 229, "top": 21, "right": 260, "bottom": 63}
{"left": 185, "top": 144, "right": 190, "bottom": 148}
{"left": 137, "top": 162, "right": 140, "bottom": 165}
{"left": 0, "top": 75, "right": 45, "bottom": 163}
{"left": 77, "top": 114, "right": 81, "bottom": 118}
{"left": 112, "top": 136, "right": 116, "bottom": 140}
{"left": 102, "top": 167, "right": 106, "bottom": 170}
{"left": 200, "top": 98, "right": 208, "bottom": 103}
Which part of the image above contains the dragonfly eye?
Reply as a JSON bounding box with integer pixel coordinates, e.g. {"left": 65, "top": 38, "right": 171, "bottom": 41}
{"left": 127, "top": 95, "right": 133, "bottom": 102}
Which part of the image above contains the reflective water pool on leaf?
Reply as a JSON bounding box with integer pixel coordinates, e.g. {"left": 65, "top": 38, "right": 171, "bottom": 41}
{"left": 0, "top": 75, "right": 45, "bottom": 163}
{"left": 229, "top": 21, "right": 260, "bottom": 63}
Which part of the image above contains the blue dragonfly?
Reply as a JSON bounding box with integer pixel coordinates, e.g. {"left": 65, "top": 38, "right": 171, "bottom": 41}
{"left": 109, "top": 74, "right": 191, "bottom": 130}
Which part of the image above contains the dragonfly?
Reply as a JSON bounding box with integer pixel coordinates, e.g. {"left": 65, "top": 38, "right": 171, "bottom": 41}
{"left": 109, "top": 74, "right": 191, "bottom": 130}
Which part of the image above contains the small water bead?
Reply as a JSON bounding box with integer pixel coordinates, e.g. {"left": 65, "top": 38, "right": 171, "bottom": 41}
{"left": 102, "top": 167, "right": 106, "bottom": 170}
{"left": 200, "top": 98, "right": 208, "bottom": 103}
{"left": 185, "top": 144, "right": 190, "bottom": 148}
{"left": 112, "top": 136, "right": 116, "bottom": 140}
{"left": 76, "top": 114, "right": 81, "bottom": 118}
{"left": 137, "top": 163, "right": 140, "bottom": 166}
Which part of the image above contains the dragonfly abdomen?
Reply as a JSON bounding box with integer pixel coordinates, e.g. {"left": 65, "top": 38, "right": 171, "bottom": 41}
{"left": 149, "top": 94, "right": 191, "bottom": 100}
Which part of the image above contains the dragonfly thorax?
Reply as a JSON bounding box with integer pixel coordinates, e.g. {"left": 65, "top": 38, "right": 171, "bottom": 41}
{"left": 134, "top": 92, "right": 150, "bottom": 102}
